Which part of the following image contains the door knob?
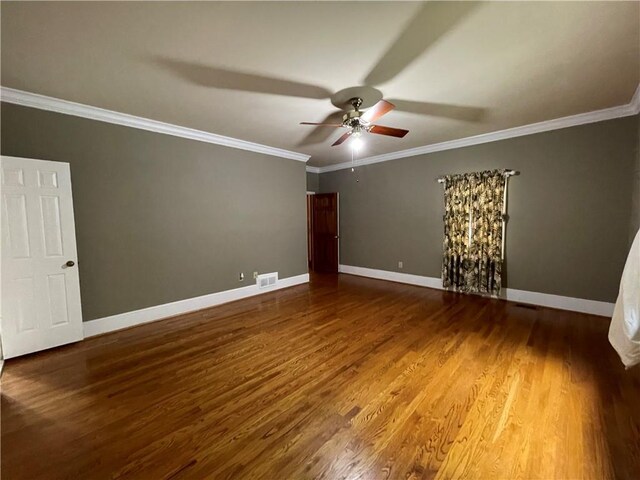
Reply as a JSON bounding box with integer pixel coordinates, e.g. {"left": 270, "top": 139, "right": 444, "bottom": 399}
{"left": 65, "top": 260, "right": 75, "bottom": 267}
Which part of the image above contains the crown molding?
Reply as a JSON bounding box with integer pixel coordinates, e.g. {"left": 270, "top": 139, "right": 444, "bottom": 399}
{"left": 0, "top": 87, "right": 310, "bottom": 163}
{"left": 3, "top": 84, "right": 637, "bottom": 171}
{"left": 313, "top": 84, "right": 640, "bottom": 174}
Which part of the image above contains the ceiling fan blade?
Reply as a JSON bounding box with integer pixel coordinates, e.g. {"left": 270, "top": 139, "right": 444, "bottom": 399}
{"left": 300, "top": 122, "right": 343, "bottom": 127}
{"left": 369, "top": 125, "right": 409, "bottom": 138}
{"left": 364, "top": 2, "right": 479, "bottom": 86}
{"left": 360, "top": 100, "right": 395, "bottom": 124}
{"left": 389, "top": 99, "right": 486, "bottom": 122}
{"left": 153, "top": 56, "right": 332, "bottom": 99}
{"left": 297, "top": 112, "right": 346, "bottom": 147}
{"left": 332, "top": 131, "right": 353, "bottom": 146}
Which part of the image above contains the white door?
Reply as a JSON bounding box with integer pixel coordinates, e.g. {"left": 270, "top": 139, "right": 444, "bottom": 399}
{"left": 1, "top": 156, "right": 83, "bottom": 358}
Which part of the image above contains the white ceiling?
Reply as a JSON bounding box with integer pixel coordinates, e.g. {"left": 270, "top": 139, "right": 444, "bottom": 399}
{"left": 2, "top": 1, "right": 639, "bottom": 167}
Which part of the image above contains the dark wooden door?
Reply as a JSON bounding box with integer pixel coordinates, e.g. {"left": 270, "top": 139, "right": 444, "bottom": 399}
{"left": 306, "top": 194, "right": 314, "bottom": 269}
{"left": 312, "top": 193, "right": 339, "bottom": 273}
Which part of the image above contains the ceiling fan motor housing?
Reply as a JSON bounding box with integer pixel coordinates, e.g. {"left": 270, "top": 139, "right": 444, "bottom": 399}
{"left": 343, "top": 98, "right": 368, "bottom": 130}
{"left": 343, "top": 109, "right": 365, "bottom": 128}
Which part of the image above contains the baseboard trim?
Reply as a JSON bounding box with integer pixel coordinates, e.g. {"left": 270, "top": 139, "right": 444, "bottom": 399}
{"left": 501, "top": 287, "right": 614, "bottom": 317}
{"left": 339, "top": 264, "right": 443, "bottom": 290}
{"left": 83, "top": 273, "right": 310, "bottom": 337}
{"left": 339, "top": 264, "right": 614, "bottom": 317}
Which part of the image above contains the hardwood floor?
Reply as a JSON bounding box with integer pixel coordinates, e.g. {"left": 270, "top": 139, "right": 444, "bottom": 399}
{"left": 2, "top": 274, "right": 639, "bottom": 479}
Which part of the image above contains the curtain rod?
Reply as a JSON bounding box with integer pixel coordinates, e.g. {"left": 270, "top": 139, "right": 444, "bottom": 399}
{"left": 437, "top": 170, "right": 518, "bottom": 184}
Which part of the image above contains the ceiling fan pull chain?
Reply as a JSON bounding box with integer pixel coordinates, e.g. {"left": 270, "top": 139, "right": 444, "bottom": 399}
{"left": 351, "top": 145, "right": 354, "bottom": 172}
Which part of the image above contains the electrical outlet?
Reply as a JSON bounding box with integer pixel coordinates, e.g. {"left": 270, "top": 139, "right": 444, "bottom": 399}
{"left": 398, "top": 261, "right": 403, "bottom": 269}
{"left": 253, "top": 271, "right": 259, "bottom": 279}
{"left": 239, "top": 272, "right": 244, "bottom": 281}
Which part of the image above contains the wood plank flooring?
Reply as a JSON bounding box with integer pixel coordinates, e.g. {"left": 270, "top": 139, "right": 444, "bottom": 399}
{"left": 2, "top": 274, "right": 639, "bottom": 479}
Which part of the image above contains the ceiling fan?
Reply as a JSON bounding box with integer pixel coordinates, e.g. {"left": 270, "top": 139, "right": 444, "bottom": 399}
{"left": 152, "top": 2, "right": 484, "bottom": 151}
{"left": 300, "top": 97, "right": 408, "bottom": 147}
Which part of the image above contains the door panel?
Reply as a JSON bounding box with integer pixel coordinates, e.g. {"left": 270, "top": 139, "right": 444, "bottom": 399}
{"left": 312, "top": 193, "right": 339, "bottom": 273}
{"left": 1, "top": 156, "right": 83, "bottom": 358}
{"left": 4, "top": 193, "right": 31, "bottom": 257}
{"left": 40, "top": 195, "right": 64, "bottom": 256}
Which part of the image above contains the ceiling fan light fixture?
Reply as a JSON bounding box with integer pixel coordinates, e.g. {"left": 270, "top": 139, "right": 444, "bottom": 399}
{"left": 351, "top": 135, "right": 363, "bottom": 151}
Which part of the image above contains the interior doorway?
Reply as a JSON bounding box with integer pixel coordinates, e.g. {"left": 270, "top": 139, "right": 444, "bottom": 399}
{"left": 306, "top": 192, "right": 339, "bottom": 273}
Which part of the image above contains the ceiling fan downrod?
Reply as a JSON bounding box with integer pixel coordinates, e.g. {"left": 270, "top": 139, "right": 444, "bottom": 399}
{"left": 350, "top": 97, "right": 363, "bottom": 111}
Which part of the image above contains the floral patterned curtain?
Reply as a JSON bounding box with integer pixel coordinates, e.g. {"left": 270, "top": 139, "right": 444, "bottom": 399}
{"left": 441, "top": 169, "right": 506, "bottom": 295}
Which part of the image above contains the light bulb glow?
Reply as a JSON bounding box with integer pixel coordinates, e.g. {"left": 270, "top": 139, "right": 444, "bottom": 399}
{"left": 351, "top": 136, "right": 363, "bottom": 151}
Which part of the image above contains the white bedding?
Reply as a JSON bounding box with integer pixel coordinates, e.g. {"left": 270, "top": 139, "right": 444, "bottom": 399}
{"left": 609, "top": 228, "right": 640, "bottom": 368}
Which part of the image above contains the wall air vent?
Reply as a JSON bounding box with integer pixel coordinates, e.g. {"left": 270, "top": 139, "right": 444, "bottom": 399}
{"left": 256, "top": 272, "right": 278, "bottom": 290}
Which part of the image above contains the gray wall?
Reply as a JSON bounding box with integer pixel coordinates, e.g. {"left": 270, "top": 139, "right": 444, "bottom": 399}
{"left": 306, "top": 172, "right": 319, "bottom": 192}
{"left": 320, "top": 115, "right": 639, "bottom": 303}
{"left": 1, "top": 103, "right": 308, "bottom": 321}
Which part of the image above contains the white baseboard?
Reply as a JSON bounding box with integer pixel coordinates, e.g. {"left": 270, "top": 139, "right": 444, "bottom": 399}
{"left": 502, "top": 287, "right": 614, "bottom": 317}
{"left": 339, "top": 264, "right": 614, "bottom": 317}
{"left": 339, "top": 264, "right": 443, "bottom": 290}
{"left": 83, "top": 273, "right": 310, "bottom": 337}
